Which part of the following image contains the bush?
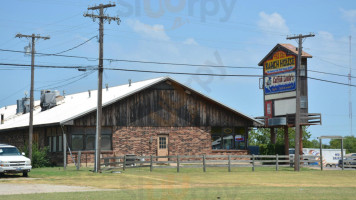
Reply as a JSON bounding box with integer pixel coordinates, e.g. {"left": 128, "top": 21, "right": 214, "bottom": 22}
{"left": 22, "top": 143, "right": 51, "bottom": 168}
{"left": 259, "top": 144, "right": 285, "bottom": 155}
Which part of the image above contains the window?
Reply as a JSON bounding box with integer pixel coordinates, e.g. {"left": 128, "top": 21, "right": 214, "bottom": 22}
{"left": 159, "top": 137, "right": 167, "bottom": 149}
{"left": 211, "top": 127, "right": 246, "bottom": 150}
{"left": 70, "top": 127, "right": 112, "bottom": 151}
{"left": 86, "top": 135, "right": 95, "bottom": 150}
{"left": 72, "top": 135, "right": 84, "bottom": 151}
{"left": 48, "top": 137, "right": 52, "bottom": 152}
{"left": 58, "top": 136, "right": 62, "bottom": 152}
{"left": 47, "top": 135, "right": 63, "bottom": 152}
{"left": 52, "top": 137, "right": 57, "bottom": 152}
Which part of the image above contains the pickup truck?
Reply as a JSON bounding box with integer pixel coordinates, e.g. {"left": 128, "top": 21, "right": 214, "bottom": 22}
{"left": 0, "top": 144, "right": 32, "bottom": 177}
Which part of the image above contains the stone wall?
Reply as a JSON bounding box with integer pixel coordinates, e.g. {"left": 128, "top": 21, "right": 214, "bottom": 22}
{"left": 0, "top": 130, "right": 26, "bottom": 150}
{"left": 65, "top": 126, "right": 248, "bottom": 165}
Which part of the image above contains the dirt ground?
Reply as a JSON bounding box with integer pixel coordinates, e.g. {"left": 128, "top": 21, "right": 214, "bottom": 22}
{"left": 0, "top": 183, "right": 115, "bottom": 195}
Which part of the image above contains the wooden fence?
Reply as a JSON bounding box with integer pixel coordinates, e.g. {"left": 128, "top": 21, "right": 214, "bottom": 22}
{"left": 99, "top": 154, "right": 323, "bottom": 172}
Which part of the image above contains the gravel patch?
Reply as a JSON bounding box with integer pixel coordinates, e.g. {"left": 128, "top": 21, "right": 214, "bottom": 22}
{"left": 0, "top": 183, "right": 115, "bottom": 195}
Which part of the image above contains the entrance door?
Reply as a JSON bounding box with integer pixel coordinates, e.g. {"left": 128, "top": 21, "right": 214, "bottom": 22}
{"left": 157, "top": 135, "right": 168, "bottom": 161}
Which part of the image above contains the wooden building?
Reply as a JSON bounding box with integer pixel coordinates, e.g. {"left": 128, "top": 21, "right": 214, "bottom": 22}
{"left": 0, "top": 77, "right": 262, "bottom": 165}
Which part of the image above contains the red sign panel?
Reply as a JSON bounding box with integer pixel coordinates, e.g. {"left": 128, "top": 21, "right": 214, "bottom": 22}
{"left": 265, "top": 101, "right": 273, "bottom": 126}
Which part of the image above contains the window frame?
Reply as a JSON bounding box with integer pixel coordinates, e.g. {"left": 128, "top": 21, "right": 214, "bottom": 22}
{"left": 70, "top": 127, "right": 113, "bottom": 151}
{"left": 211, "top": 127, "right": 247, "bottom": 150}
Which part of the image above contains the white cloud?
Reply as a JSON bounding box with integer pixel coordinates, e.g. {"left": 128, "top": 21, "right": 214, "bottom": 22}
{"left": 126, "top": 19, "right": 170, "bottom": 41}
{"left": 258, "top": 12, "right": 289, "bottom": 35}
{"left": 340, "top": 9, "right": 356, "bottom": 23}
{"left": 318, "top": 31, "right": 334, "bottom": 41}
{"left": 183, "top": 38, "right": 198, "bottom": 45}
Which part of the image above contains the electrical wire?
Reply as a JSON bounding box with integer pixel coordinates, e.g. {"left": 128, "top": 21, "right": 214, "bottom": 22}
{"left": 308, "top": 69, "right": 356, "bottom": 79}
{"left": 36, "top": 70, "right": 96, "bottom": 90}
{"left": 0, "top": 62, "right": 355, "bottom": 88}
{"left": 35, "top": 70, "right": 96, "bottom": 91}
{"left": 0, "top": 48, "right": 264, "bottom": 69}
{"left": 46, "top": 35, "right": 97, "bottom": 55}
{"left": 1, "top": 48, "right": 355, "bottom": 77}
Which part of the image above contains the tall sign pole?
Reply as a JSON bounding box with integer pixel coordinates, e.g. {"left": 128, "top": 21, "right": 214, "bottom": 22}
{"left": 84, "top": 3, "right": 120, "bottom": 173}
{"left": 15, "top": 33, "right": 50, "bottom": 161}
{"left": 287, "top": 33, "right": 314, "bottom": 171}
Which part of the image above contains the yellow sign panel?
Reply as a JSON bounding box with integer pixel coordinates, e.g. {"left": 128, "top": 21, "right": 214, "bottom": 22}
{"left": 264, "top": 51, "right": 296, "bottom": 74}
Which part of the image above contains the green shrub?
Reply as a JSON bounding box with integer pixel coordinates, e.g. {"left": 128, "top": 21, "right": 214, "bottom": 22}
{"left": 259, "top": 144, "right": 285, "bottom": 155}
{"left": 22, "top": 143, "right": 51, "bottom": 168}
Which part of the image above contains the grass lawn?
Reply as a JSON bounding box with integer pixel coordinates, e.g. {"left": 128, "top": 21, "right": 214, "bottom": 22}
{"left": 1, "top": 166, "right": 356, "bottom": 199}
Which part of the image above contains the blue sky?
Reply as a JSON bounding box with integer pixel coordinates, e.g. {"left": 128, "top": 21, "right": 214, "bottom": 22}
{"left": 0, "top": 0, "right": 355, "bottom": 141}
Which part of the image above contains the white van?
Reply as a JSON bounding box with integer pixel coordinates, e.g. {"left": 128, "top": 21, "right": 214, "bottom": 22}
{"left": 0, "top": 144, "right": 32, "bottom": 177}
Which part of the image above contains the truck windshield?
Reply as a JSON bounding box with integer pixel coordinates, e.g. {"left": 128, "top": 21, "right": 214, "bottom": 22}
{"left": 0, "top": 147, "right": 21, "bottom": 156}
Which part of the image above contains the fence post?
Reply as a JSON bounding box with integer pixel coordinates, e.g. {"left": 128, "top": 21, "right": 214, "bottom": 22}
{"left": 203, "top": 155, "right": 206, "bottom": 172}
{"left": 123, "top": 155, "right": 126, "bottom": 171}
{"left": 177, "top": 155, "right": 180, "bottom": 173}
{"left": 228, "top": 155, "right": 231, "bottom": 172}
{"left": 276, "top": 154, "right": 279, "bottom": 171}
{"left": 252, "top": 154, "right": 255, "bottom": 172}
{"left": 76, "top": 151, "right": 81, "bottom": 171}
{"left": 104, "top": 157, "right": 108, "bottom": 167}
{"left": 150, "top": 155, "right": 153, "bottom": 172}
{"left": 320, "top": 138, "right": 323, "bottom": 171}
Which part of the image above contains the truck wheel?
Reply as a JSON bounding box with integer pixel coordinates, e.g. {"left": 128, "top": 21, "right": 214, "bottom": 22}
{"left": 23, "top": 172, "right": 28, "bottom": 177}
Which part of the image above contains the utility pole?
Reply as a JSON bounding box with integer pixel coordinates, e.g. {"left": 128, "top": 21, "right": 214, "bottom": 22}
{"left": 349, "top": 36, "right": 353, "bottom": 136}
{"left": 287, "top": 33, "right": 315, "bottom": 171}
{"left": 15, "top": 33, "right": 50, "bottom": 161}
{"left": 84, "top": 3, "right": 120, "bottom": 173}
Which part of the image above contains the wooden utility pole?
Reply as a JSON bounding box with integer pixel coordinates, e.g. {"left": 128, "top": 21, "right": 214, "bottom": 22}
{"left": 287, "top": 33, "right": 314, "bottom": 171}
{"left": 84, "top": 3, "right": 120, "bottom": 173}
{"left": 15, "top": 33, "right": 50, "bottom": 161}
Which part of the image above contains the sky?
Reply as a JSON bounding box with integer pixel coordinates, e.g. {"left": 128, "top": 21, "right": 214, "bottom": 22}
{"left": 0, "top": 0, "right": 355, "bottom": 142}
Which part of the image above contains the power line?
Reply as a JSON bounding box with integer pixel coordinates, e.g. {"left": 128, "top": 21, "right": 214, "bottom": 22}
{"left": 104, "top": 67, "right": 261, "bottom": 77}
{"left": 106, "top": 59, "right": 260, "bottom": 69}
{"left": 2, "top": 62, "right": 356, "bottom": 88}
{"left": 35, "top": 70, "right": 96, "bottom": 91}
{"left": 308, "top": 77, "right": 356, "bottom": 87}
{"left": 46, "top": 35, "right": 97, "bottom": 55}
{"left": 308, "top": 69, "right": 356, "bottom": 79}
{"left": 0, "top": 62, "right": 96, "bottom": 69}
{"left": 0, "top": 48, "right": 261, "bottom": 69}
{"left": 3, "top": 48, "right": 356, "bottom": 77}
{"left": 1, "top": 61, "right": 356, "bottom": 87}
{"left": 36, "top": 70, "right": 96, "bottom": 90}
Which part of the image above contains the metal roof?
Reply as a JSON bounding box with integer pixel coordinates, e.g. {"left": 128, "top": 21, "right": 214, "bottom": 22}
{"left": 0, "top": 76, "right": 263, "bottom": 131}
{"left": 258, "top": 43, "right": 312, "bottom": 66}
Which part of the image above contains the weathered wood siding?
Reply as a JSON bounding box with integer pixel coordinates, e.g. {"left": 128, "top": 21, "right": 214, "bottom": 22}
{"left": 73, "top": 81, "right": 253, "bottom": 127}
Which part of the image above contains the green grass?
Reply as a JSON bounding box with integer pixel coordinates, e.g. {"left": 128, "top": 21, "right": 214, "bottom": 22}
{"left": 1, "top": 166, "right": 356, "bottom": 199}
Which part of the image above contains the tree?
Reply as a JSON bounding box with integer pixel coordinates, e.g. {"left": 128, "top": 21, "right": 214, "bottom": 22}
{"left": 249, "top": 126, "right": 314, "bottom": 147}
{"left": 329, "top": 136, "right": 356, "bottom": 153}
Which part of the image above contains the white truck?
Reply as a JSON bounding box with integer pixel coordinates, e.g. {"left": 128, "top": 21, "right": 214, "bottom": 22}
{"left": 289, "top": 148, "right": 346, "bottom": 167}
{"left": 0, "top": 144, "right": 32, "bottom": 177}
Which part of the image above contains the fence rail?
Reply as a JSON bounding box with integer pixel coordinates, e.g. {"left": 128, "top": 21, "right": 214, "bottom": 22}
{"left": 99, "top": 154, "right": 335, "bottom": 172}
